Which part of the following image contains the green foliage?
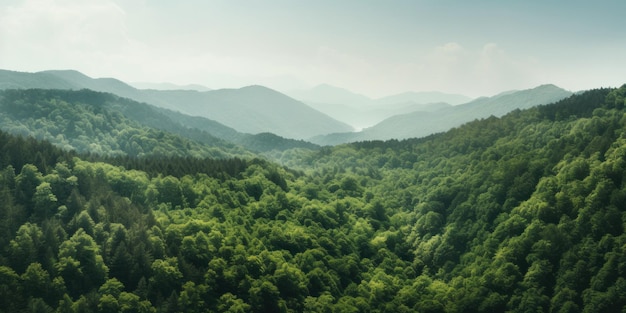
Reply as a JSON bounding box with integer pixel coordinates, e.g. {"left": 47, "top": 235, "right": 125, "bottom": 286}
{"left": 0, "top": 85, "right": 625, "bottom": 312}
{"left": 0, "top": 88, "right": 251, "bottom": 158}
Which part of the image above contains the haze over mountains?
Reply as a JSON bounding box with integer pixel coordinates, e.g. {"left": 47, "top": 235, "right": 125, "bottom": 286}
{"left": 0, "top": 69, "right": 351, "bottom": 140}
{"left": 1, "top": 69, "right": 575, "bottom": 147}
{"left": 139, "top": 86, "right": 353, "bottom": 139}
{"left": 311, "top": 84, "right": 573, "bottom": 145}
{"left": 287, "top": 84, "right": 472, "bottom": 129}
{"left": 130, "top": 82, "right": 212, "bottom": 92}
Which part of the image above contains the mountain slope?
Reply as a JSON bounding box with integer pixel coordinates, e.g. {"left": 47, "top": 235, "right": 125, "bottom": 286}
{"left": 154, "top": 107, "right": 319, "bottom": 152}
{"left": 39, "top": 70, "right": 162, "bottom": 105}
{"left": 288, "top": 84, "right": 471, "bottom": 129}
{"left": 374, "top": 90, "right": 471, "bottom": 106}
{"left": 0, "top": 88, "right": 318, "bottom": 156}
{"left": 130, "top": 81, "right": 211, "bottom": 91}
{"left": 283, "top": 86, "right": 626, "bottom": 311}
{"left": 141, "top": 85, "right": 353, "bottom": 139}
{"left": 312, "top": 84, "right": 573, "bottom": 145}
{"left": 288, "top": 84, "right": 471, "bottom": 108}
{"left": 0, "top": 88, "right": 253, "bottom": 158}
{"left": 304, "top": 100, "right": 453, "bottom": 131}
{"left": 286, "top": 83, "right": 373, "bottom": 107}
{"left": 0, "top": 69, "right": 350, "bottom": 139}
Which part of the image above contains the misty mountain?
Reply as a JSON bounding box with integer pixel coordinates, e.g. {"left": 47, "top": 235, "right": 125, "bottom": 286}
{"left": 0, "top": 69, "right": 162, "bottom": 105}
{"left": 141, "top": 86, "right": 353, "bottom": 139}
{"left": 288, "top": 84, "right": 471, "bottom": 129}
{"left": 0, "top": 69, "right": 351, "bottom": 140}
{"left": 152, "top": 106, "right": 319, "bottom": 152}
{"left": 287, "top": 84, "right": 471, "bottom": 108}
{"left": 0, "top": 88, "right": 318, "bottom": 157}
{"left": 374, "top": 90, "right": 471, "bottom": 106}
{"left": 311, "top": 84, "right": 573, "bottom": 145}
{"left": 286, "top": 83, "right": 374, "bottom": 107}
{"left": 305, "top": 101, "right": 453, "bottom": 131}
{"left": 130, "top": 81, "right": 211, "bottom": 91}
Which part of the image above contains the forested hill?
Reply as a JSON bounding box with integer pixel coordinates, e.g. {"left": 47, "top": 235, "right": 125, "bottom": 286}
{"left": 0, "top": 89, "right": 318, "bottom": 157}
{"left": 283, "top": 86, "right": 626, "bottom": 311}
{"left": 0, "top": 85, "right": 625, "bottom": 312}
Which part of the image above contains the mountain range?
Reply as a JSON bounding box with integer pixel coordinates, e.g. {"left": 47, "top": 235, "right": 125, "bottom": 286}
{"left": 0, "top": 69, "right": 351, "bottom": 140}
{"left": 286, "top": 84, "right": 472, "bottom": 129}
{"left": 1, "top": 69, "right": 575, "bottom": 148}
{"left": 311, "top": 84, "right": 573, "bottom": 145}
{"left": 130, "top": 81, "right": 212, "bottom": 91}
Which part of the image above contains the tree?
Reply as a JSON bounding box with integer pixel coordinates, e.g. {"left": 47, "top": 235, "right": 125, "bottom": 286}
{"left": 56, "top": 228, "right": 108, "bottom": 297}
{"left": 177, "top": 281, "right": 208, "bottom": 313}
{"left": 0, "top": 266, "right": 23, "bottom": 312}
{"left": 15, "top": 164, "right": 43, "bottom": 212}
{"left": 99, "top": 278, "right": 124, "bottom": 298}
{"left": 21, "top": 262, "right": 55, "bottom": 306}
{"left": 156, "top": 176, "right": 183, "bottom": 208}
{"left": 149, "top": 258, "right": 182, "bottom": 300}
{"left": 273, "top": 262, "right": 308, "bottom": 308}
{"left": 218, "top": 293, "right": 251, "bottom": 313}
{"left": 249, "top": 280, "right": 281, "bottom": 313}
{"left": 98, "top": 294, "right": 119, "bottom": 313}
{"left": 33, "top": 182, "right": 58, "bottom": 220}
{"left": 118, "top": 292, "right": 156, "bottom": 313}
{"left": 108, "top": 242, "right": 134, "bottom": 288}
{"left": 9, "top": 222, "right": 45, "bottom": 273}
{"left": 26, "top": 297, "right": 54, "bottom": 313}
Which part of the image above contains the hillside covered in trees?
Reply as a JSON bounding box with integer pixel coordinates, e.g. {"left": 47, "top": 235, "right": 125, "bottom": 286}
{"left": 1, "top": 85, "right": 625, "bottom": 312}
{"left": 0, "top": 70, "right": 353, "bottom": 140}
{"left": 0, "top": 89, "right": 318, "bottom": 158}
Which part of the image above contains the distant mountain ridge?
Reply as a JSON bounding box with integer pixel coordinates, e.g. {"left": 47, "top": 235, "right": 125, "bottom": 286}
{"left": 311, "top": 84, "right": 573, "bottom": 145}
{"left": 0, "top": 69, "right": 166, "bottom": 107}
{"left": 131, "top": 81, "right": 211, "bottom": 91}
{"left": 287, "top": 84, "right": 471, "bottom": 107}
{"left": 0, "top": 69, "right": 351, "bottom": 140}
{"left": 375, "top": 91, "right": 471, "bottom": 106}
{"left": 287, "top": 84, "right": 472, "bottom": 129}
{"left": 0, "top": 69, "right": 574, "bottom": 146}
{"left": 140, "top": 85, "right": 353, "bottom": 139}
{"left": 287, "top": 84, "right": 374, "bottom": 107}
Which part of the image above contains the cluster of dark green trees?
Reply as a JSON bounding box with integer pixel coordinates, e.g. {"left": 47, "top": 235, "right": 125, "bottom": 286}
{"left": 0, "top": 85, "right": 625, "bottom": 312}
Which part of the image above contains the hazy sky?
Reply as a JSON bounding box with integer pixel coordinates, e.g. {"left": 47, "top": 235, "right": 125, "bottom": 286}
{"left": 1, "top": 0, "right": 625, "bottom": 98}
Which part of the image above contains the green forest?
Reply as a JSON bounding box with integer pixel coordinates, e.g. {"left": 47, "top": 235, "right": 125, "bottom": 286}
{"left": 1, "top": 85, "right": 626, "bottom": 312}
{"left": 0, "top": 88, "right": 316, "bottom": 159}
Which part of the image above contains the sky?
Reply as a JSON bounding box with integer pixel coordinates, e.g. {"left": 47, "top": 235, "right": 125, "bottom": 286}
{"left": 1, "top": 0, "right": 625, "bottom": 98}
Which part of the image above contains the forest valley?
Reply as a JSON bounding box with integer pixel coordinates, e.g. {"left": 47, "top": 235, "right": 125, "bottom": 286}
{"left": 0, "top": 85, "right": 625, "bottom": 312}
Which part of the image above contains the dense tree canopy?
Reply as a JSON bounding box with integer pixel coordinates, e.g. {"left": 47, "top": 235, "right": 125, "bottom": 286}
{"left": 0, "top": 89, "right": 251, "bottom": 158}
{"left": 0, "top": 85, "right": 625, "bottom": 312}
